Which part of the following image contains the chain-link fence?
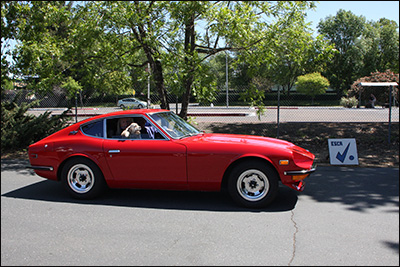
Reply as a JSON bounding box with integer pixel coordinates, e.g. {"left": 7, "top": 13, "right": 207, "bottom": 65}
{"left": 3, "top": 85, "right": 399, "bottom": 142}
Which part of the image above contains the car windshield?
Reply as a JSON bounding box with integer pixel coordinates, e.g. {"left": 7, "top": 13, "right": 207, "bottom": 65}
{"left": 148, "top": 111, "right": 201, "bottom": 139}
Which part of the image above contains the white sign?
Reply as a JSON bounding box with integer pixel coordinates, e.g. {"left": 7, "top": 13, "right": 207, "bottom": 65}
{"left": 328, "top": 138, "right": 359, "bottom": 165}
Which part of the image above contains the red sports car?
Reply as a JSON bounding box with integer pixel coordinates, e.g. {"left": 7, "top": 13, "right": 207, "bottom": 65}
{"left": 28, "top": 109, "right": 316, "bottom": 208}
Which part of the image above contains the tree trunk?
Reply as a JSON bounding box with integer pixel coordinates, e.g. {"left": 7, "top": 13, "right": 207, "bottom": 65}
{"left": 152, "top": 60, "right": 169, "bottom": 110}
{"left": 179, "top": 14, "right": 195, "bottom": 120}
{"left": 136, "top": 21, "right": 170, "bottom": 110}
{"left": 180, "top": 73, "right": 194, "bottom": 120}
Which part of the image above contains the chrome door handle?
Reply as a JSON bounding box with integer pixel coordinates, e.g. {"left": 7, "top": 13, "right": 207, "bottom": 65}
{"left": 108, "top": 150, "right": 120, "bottom": 153}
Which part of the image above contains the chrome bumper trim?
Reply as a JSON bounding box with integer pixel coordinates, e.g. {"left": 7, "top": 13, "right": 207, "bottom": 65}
{"left": 284, "top": 166, "right": 317, "bottom": 176}
{"left": 27, "top": 166, "right": 54, "bottom": 171}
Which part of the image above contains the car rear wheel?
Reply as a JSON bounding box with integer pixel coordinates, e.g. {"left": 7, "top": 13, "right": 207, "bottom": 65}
{"left": 61, "top": 158, "right": 107, "bottom": 199}
{"left": 119, "top": 104, "right": 125, "bottom": 109}
{"left": 228, "top": 161, "right": 279, "bottom": 208}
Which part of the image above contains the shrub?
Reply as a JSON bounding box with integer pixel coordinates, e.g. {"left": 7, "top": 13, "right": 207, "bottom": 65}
{"left": 1, "top": 100, "right": 70, "bottom": 153}
{"left": 340, "top": 96, "right": 359, "bottom": 108}
{"left": 295, "top": 72, "right": 330, "bottom": 104}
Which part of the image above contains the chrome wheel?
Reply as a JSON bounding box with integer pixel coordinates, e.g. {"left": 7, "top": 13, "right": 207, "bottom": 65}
{"left": 62, "top": 158, "right": 107, "bottom": 199}
{"left": 236, "top": 169, "right": 269, "bottom": 201}
{"left": 228, "top": 161, "right": 279, "bottom": 208}
{"left": 67, "top": 163, "right": 95, "bottom": 194}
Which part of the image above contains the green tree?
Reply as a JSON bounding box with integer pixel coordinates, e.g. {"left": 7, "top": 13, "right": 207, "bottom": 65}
{"left": 318, "top": 9, "right": 366, "bottom": 97}
{"left": 1, "top": 1, "right": 18, "bottom": 90}
{"left": 166, "top": 1, "right": 321, "bottom": 118}
{"left": 3, "top": 1, "right": 132, "bottom": 103}
{"left": 265, "top": 24, "right": 334, "bottom": 96}
{"left": 4, "top": 1, "right": 318, "bottom": 119}
{"left": 361, "top": 18, "right": 399, "bottom": 76}
{"left": 375, "top": 18, "right": 399, "bottom": 73}
{"left": 87, "top": 1, "right": 175, "bottom": 109}
{"left": 295, "top": 72, "right": 330, "bottom": 104}
{"left": 224, "top": 2, "right": 334, "bottom": 99}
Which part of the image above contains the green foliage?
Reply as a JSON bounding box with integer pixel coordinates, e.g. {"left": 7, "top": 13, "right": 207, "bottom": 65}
{"left": 295, "top": 72, "right": 330, "bottom": 103}
{"left": 61, "top": 76, "right": 82, "bottom": 99}
{"left": 363, "top": 18, "right": 399, "bottom": 74}
{"left": 1, "top": 100, "right": 70, "bottom": 153}
{"left": 3, "top": 1, "right": 398, "bottom": 117}
{"left": 1, "top": 78, "right": 14, "bottom": 91}
{"left": 191, "top": 63, "right": 218, "bottom": 104}
{"left": 318, "top": 9, "right": 367, "bottom": 95}
{"left": 257, "top": 14, "right": 335, "bottom": 95}
{"left": 340, "top": 96, "right": 358, "bottom": 108}
{"left": 318, "top": 9, "right": 399, "bottom": 96}
{"left": 239, "top": 84, "right": 266, "bottom": 120}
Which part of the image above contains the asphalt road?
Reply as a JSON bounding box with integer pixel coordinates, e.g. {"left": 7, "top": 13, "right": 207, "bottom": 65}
{"left": 1, "top": 160, "right": 399, "bottom": 266}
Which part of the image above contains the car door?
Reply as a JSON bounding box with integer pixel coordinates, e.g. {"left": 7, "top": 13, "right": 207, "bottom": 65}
{"left": 103, "top": 138, "right": 187, "bottom": 189}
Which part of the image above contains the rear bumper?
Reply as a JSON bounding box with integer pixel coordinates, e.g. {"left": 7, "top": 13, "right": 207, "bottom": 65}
{"left": 27, "top": 165, "right": 54, "bottom": 171}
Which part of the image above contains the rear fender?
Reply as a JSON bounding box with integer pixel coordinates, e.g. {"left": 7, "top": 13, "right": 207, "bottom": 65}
{"left": 56, "top": 153, "right": 113, "bottom": 184}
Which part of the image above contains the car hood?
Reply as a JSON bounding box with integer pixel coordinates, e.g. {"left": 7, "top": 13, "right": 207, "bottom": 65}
{"left": 188, "top": 133, "right": 296, "bottom": 149}
{"left": 182, "top": 133, "right": 315, "bottom": 164}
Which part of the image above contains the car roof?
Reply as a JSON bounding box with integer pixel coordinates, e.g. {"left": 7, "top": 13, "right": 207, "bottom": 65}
{"left": 78, "top": 109, "right": 169, "bottom": 125}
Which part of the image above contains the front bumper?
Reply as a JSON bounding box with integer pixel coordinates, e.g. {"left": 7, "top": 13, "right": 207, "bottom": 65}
{"left": 284, "top": 166, "right": 316, "bottom": 176}
{"left": 282, "top": 164, "right": 317, "bottom": 191}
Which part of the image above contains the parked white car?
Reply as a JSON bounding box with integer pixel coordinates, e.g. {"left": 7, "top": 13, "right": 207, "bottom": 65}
{"left": 117, "top": 98, "right": 147, "bottom": 109}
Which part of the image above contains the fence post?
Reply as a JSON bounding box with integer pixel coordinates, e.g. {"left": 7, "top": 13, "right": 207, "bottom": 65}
{"left": 176, "top": 95, "right": 178, "bottom": 114}
{"left": 388, "top": 85, "right": 392, "bottom": 144}
{"left": 147, "top": 62, "right": 151, "bottom": 108}
{"left": 225, "top": 51, "right": 229, "bottom": 108}
{"left": 75, "top": 91, "right": 78, "bottom": 123}
{"left": 276, "top": 87, "right": 281, "bottom": 138}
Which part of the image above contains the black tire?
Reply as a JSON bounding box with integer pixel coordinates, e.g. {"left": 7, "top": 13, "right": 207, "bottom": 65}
{"left": 138, "top": 104, "right": 143, "bottom": 109}
{"left": 120, "top": 104, "right": 125, "bottom": 109}
{"left": 61, "top": 158, "right": 107, "bottom": 199}
{"left": 228, "top": 161, "right": 279, "bottom": 208}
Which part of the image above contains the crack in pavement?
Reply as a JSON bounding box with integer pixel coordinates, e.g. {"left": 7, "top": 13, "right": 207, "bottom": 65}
{"left": 288, "top": 210, "right": 298, "bottom": 266}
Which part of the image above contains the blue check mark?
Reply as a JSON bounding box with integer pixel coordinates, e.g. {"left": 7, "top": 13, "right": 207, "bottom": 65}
{"left": 336, "top": 143, "right": 350, "bottom": 163}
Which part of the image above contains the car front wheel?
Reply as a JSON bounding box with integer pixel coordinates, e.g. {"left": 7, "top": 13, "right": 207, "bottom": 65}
{"left": 61, "top": 158, "right": 107, "bottom": 199}
{"left": 228, "top": 161, "right": 279, "bottom": 208}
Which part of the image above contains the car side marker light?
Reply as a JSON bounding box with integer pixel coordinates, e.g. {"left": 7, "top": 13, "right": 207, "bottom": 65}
{"left": 279, "top": 160, "right": 289, "bottom": 165}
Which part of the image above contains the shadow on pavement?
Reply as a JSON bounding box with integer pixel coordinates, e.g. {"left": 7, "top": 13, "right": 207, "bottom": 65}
{"left": 3, "top": 161, "right": 398, "bottom": 213}
{"left": 1, "top": 159, "right": 298, "bottom": 212}
{"left": 303, "top": 166, "right": 399, "bottom": 212}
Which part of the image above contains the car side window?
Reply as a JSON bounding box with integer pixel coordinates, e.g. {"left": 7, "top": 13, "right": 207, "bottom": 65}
{"left": 106, "top": 116, "right": 166, "bottom": 140}
{"left": 81, "top": 120, "right": 104, "bottom": 138}
{"left": 107, "top": 117, "right": 135, "bottom": 138}
{"left": 134, "top": 117, "right": 166, "bottom": 140}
